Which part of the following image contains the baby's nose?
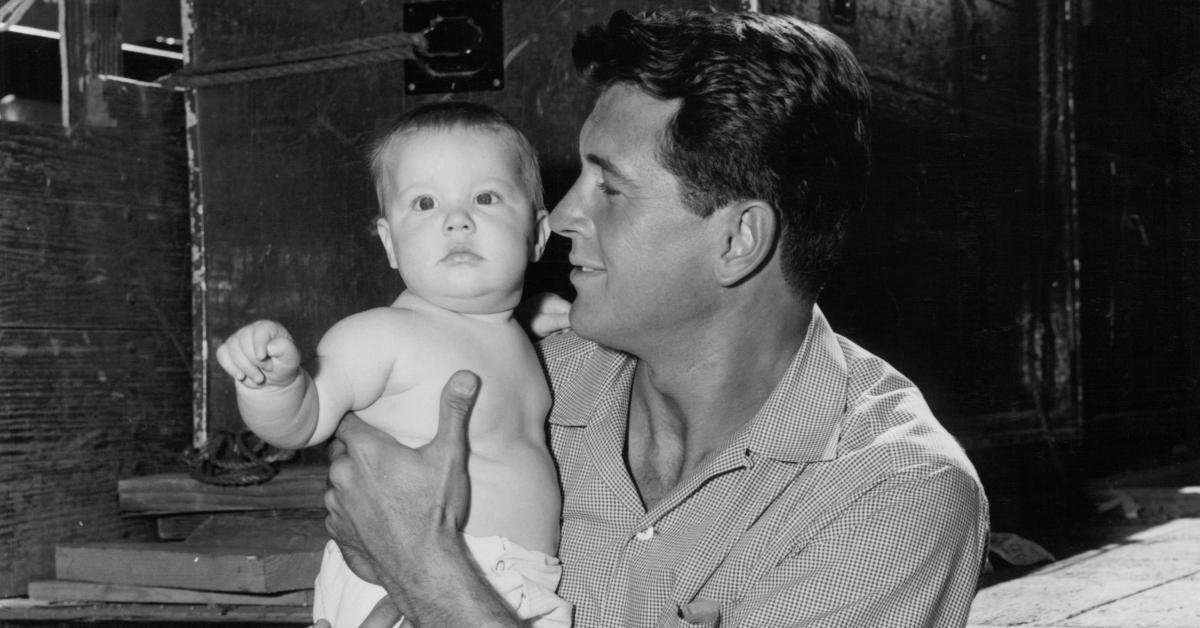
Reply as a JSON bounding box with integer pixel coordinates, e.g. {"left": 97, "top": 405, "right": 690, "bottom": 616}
{"left": 443, "top": 209, "right": 475, "bottom": 232}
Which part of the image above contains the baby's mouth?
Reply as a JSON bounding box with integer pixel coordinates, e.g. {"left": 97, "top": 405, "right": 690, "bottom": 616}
{"left": 442, "top": 246, "right": 482, "bottom": 264}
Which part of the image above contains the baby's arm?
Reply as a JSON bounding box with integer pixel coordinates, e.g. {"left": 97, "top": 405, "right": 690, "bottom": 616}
{"left": 215, "top": 320, "right": 317, "bottom": 449}
{"left": 215, "top": 312, "right": 400, "bottom": 449}
{"left": 300, "top": 309, "right": 403, "bottom": 446}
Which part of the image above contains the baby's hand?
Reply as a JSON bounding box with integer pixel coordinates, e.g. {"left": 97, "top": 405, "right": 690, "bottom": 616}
{"left": 519, "top": 292, "right": 572, "bottom": 339}
{"left": 214, "top": 320, "right": 301, "bottom": 388}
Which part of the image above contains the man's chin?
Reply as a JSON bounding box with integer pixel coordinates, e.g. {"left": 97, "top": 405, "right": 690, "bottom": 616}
{"left": 567, "top": 310, "right": 617, "bottom": 347}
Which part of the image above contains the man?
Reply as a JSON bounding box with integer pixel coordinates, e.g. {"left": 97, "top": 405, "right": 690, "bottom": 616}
{"left": 324, "top": 9, "right": 989, "bottom": 627}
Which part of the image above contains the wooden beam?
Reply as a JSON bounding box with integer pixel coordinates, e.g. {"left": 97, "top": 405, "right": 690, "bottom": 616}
{"left": 27, "top": 580, "right": 313, "bottom": 607}
{"left": 118, "top": 465, "right": 327, "bottom": 515}
{"left": 185, "top": 513, "right": 328, "bottom": 550}
{"left": 56, "top": 542, "right": 321, "bottom": 593}
{"left": 0, "top": 598, "right": 311, "bottom": 624}
{"left": 59, "top": 0, "right": 122, "bottom": 127}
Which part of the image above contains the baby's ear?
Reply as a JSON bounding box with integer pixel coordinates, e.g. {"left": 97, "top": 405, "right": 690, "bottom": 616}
{"left": 530, "top": 210, "right": 551, "bottom": 262}
{"left": 375, "top": 217, "right": 400, "bottom": 269}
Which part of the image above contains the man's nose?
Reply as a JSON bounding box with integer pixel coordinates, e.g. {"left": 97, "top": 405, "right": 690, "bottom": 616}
{"left": 549, "top": 178, "right": 588, "bottom": 236}
{"left": 443, "top": 207, "right": 475, "bottom": 233}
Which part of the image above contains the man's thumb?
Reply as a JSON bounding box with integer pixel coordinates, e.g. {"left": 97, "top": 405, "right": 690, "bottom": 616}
{"left": 435, "top": 370, "right": 480, "bottom": 447}
{"left": 358, "top": 597, "right": 404, "bottom": 628}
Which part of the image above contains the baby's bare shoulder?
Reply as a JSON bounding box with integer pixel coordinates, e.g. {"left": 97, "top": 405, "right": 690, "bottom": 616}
{"left": 317, "top": 306, "right": 428, "bottom": 354}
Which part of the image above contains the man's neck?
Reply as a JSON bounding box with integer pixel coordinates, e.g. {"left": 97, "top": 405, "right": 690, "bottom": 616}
{"left": 626, "top": 288, "right": 812, "bottom": 509}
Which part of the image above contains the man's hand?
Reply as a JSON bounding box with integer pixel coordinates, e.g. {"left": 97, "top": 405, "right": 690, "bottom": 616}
{"left": 214, "top": 320, "right": 301, "bottom": 388}
{"left": 309, "top": 597, "right": 402, "bottom": 628}
{"left": 323, "top": 371, "right": 479, "bottom": 617}
{"left": 517, "top": 292, "right": 572, "bottom": 339}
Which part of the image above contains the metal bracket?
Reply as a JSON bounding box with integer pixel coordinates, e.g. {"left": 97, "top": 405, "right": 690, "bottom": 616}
{"left": 404, "top": 0, "right": 503, "bottom": 94}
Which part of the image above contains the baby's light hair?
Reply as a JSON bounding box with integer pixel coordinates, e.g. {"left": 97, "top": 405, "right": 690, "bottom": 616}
{"left": 368, "top": 102, "right": 544, "bottom": 218}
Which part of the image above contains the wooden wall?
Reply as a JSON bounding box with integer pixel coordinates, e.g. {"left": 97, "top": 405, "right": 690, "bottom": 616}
{"left": 0, "top": 65, "right": 191, "bottom": 602}
{"left": 188, "top": 0, "right": 743, "bottom": 438}
{"left": 186, "top": 0, "right": 1198, "bottom": 531}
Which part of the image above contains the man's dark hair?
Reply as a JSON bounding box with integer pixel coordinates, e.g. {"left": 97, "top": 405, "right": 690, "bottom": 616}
{"left": 573, "top": 10, "right": 871, "bottom": 297}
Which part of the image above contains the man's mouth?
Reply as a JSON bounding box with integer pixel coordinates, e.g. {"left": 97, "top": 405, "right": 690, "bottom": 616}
{"left": 570, "top": 257, "right": 604, "bottom": 273}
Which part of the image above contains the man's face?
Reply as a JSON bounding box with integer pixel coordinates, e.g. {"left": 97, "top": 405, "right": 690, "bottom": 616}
{"left": 550, "top": 84, "right": 716, "bottom": 352}
{"left": 375, "top": 127, "right": 548, "bottom": 315}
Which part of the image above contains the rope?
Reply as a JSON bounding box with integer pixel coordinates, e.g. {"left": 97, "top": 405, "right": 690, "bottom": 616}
{"left": 183, "top": 429, "right": 296, "bottom": 486}
{"left": 160, "top": 32, "right": 427, "bottom": 89}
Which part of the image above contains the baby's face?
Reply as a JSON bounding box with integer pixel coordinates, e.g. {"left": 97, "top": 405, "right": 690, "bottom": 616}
{"left": 375, "top": 127, "right": 547, "bottom": 314}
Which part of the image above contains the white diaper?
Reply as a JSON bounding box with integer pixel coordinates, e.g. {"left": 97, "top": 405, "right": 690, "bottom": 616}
{"left": 313, "top": 535, "right": 572, "bottom": 628}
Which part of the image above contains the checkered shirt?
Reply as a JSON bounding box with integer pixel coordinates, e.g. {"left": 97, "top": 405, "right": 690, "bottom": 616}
{"left": 538, "top": 306, "right": 990, "bottom": 628}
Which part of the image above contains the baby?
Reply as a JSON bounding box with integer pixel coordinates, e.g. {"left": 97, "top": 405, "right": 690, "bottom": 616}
{"left": 215, "top": 102, "right": 570, "bottom": 628}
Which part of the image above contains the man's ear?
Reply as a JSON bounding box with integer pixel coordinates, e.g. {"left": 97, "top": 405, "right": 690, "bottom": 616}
{"left": 530, "top": 210, "right": 551, "bottom": 262}
{"left": 375, "top": 217, "right": 400, "bottom": 269}
{"left": 715, "top": 201, "right": 777, "bottom": 287}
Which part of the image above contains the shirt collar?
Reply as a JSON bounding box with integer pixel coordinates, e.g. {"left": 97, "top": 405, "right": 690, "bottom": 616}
{"left": 547, "top": 306, "right": 849, "bottom": 463}
{"left": 547, "top": 342, "right": 630, "bottom": 427}
{"left": 743, "top": 305, "right": 848, "bottom": 463}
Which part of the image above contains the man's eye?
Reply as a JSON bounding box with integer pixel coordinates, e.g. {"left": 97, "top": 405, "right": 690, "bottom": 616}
{"left": 414, "top": 196, "right": 436, "bottom": 211}
{"left": 475, "top": 191, "right": 496, "bottom": 205}
{"left": 598, "top": 181, "right": 620, "bottom": 197}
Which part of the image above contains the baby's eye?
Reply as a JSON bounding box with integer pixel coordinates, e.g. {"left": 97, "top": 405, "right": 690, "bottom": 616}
{"left": 414, "top": 195, "right": 436, "bottom": 211}
{"left": 474, "top": 191, "right": 497, "bottom": 205}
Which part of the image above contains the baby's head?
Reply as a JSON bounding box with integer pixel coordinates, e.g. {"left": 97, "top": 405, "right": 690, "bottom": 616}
{"left": 369, "top": 103, "right": 549, "bottom": 315}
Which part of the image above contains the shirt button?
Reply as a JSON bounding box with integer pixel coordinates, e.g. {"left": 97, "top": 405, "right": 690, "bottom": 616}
{"left": 635, "top": 526, "right": 656, "bottom": 540}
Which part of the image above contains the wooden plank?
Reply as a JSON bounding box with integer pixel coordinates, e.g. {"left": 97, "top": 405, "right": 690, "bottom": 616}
{"left": 56, "top": 542, "right": 321, "bottom": 593}
{"left": 156, "top": 510, "right": 329, "bottom": 541}
{"left": 119, "top": 466, "right": 327, "bottom": 515}
{"left": 1064, "top": 571, "right": 1200, "bottom": 627}
{"left": 0, "top": 328, "right": 192, "bottom": 597}
{"left": 27, "top": 580, "right": 313, "bottom": 607}
{"left": 0, "top": 119, "right": 188, "bottom": 207}
{"left": 0, "top": 195, "right": 189, "bottom": 330}
{"left": 0, "top": 597, "right": 310, "bottom": 624}
{"left": 157, "top": 513, "right": 214, "bottom": 540}
{"left": 186, "top": 513, "right": 328, "bottom": 550}
{"left": 99, "top": 76, "right": 187, "bottom": 135}
{"left": 969, "top": 519, "right": 1200, "bottom": 626}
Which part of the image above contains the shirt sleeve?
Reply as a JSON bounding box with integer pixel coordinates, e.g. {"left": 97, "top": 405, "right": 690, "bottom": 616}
{"left": 728, "top": 462, "right": 989, "bottom": 628}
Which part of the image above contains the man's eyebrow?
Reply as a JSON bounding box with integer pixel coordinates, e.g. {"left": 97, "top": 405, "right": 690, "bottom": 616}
{"left": 585, "top": 153, "right": 635, "bottom": 186}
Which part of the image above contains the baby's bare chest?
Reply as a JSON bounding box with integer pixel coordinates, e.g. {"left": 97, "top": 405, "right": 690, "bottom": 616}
{"left": 358, "top": 326, "right": 550, "bottom": 447}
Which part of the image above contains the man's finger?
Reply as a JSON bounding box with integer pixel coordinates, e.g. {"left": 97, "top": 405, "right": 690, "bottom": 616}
{"left": 434, "top": 370, "right": 480, "bottom": 448}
